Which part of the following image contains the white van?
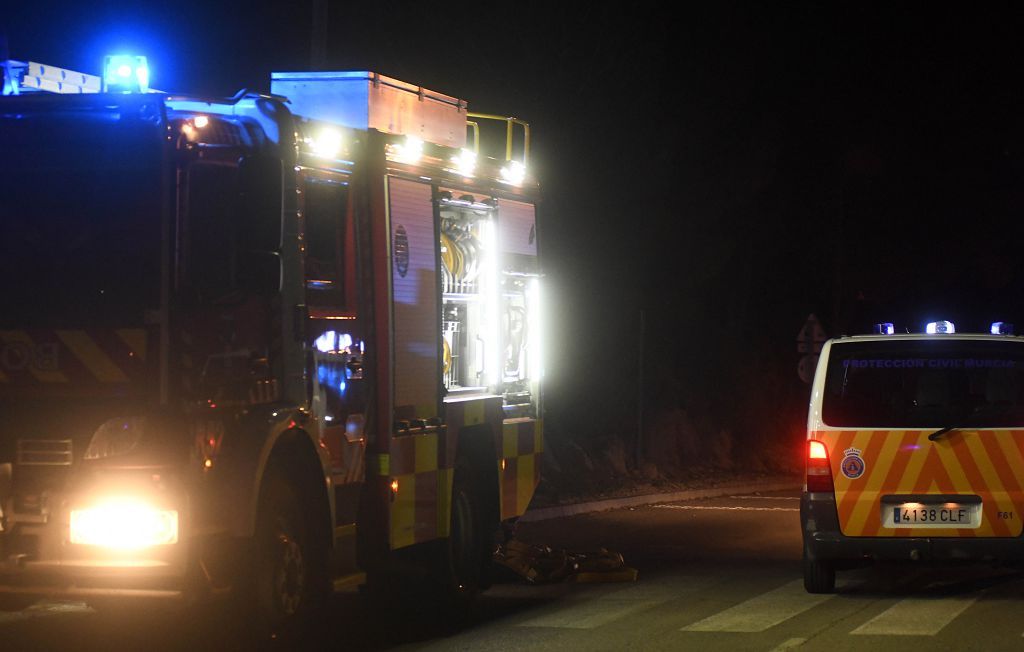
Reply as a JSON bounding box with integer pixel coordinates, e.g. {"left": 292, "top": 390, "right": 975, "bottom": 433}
{"left": 802, "top": 320, "right": 1024, "bottom": 592}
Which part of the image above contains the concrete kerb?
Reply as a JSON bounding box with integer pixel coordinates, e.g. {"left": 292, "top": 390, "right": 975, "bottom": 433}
{"left": 520, "top": 479, "right": 802, "bottom": 522}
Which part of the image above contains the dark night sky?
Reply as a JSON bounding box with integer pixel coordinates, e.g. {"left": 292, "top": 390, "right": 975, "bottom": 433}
{"left": 7, "top": 3, "right": 1024, "bottom": 441}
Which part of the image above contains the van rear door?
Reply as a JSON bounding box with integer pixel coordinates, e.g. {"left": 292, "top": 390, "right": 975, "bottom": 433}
{"left": 813, "top": 338, "right": 1024, "bottom": 538}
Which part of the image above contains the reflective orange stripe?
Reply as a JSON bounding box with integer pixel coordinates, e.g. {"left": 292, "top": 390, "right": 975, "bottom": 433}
{"left": 818, "top": 429, "right": 1024, "bottom": 538}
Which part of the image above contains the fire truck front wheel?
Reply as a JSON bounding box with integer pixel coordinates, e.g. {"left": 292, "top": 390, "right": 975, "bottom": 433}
{"left": 245, "top": 466, "right": 328, "bottom": 634}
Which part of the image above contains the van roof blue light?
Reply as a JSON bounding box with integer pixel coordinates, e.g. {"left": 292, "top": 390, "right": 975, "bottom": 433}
{"left": 926, "top": 320, "right": 956, "bottom": 334}
{"left": 873, "top": 322, "right": 894, "bottom": 335}
{"left": 991, "top": 322, "right": 1015, "bottom": 336}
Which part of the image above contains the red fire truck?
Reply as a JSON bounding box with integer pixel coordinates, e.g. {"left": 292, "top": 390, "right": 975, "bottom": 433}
{"left": 0, "top": 57, "right": 544, "bottom": 629}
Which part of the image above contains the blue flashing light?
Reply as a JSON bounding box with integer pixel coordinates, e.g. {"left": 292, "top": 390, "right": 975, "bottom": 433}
{"left": 991, "top": 322, "right": 1015, "bottom": 336}
{"left": 314, "top": 330, "right": 354, "bottom": 353}
{"left": 926, "top": 320, "right": 956, "bottom": 334}
{"left": 874, "top": 322, "right": 895, "bottom": 335}
{"left": 103, "top": 55, "right": 149, "bottom": 93}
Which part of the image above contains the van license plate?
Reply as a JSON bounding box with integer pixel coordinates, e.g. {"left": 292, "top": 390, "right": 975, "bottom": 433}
{"left": 882, "top": 503, "right": 981, "bottom": 528}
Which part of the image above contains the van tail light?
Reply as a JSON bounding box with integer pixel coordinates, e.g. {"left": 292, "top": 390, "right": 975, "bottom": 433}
{"left": 806, "top": 439, "right": 834, "bottom": 493}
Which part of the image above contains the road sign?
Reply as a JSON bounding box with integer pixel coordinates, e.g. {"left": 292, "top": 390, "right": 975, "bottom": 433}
{"left": 796, "top": 314, "right": 827, "bottom": 354}
{"left": 798, "top": 354, "right": 818, "bottom": 384}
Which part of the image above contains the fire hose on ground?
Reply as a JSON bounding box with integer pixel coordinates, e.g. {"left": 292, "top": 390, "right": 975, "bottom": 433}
{"left": 494, "top": 539, "right": 639, "bottom": 584}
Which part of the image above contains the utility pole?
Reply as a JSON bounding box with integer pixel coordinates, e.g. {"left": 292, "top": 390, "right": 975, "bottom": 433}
{"left": 311, "top": 0, "right": 328, "bottom": 70}
{"left": 636, "top": 309, "right": 645, "bottom": 468}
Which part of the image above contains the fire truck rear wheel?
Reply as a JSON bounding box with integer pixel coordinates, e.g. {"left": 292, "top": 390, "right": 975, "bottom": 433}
{"left": 246, "top": 467, "right": 327, "bottom": 635}
{"left": 443, "top": 462, "right": 489, "bottom": 601}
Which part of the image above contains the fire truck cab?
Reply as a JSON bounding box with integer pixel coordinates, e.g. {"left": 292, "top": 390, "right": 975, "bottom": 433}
{"left": 0, "top": 57, "right": 544, "bottom": 628}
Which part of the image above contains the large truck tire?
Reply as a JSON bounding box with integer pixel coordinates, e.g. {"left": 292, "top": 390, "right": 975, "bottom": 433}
{"left": 440, "top": 459, "right": 493, "bottom": 605}
{"left": 243, "top": 466, "right": 328, "bottom": 639}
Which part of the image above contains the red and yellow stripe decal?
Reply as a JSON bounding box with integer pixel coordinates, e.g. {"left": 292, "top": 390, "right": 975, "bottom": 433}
{"left": 814, "top": 429, "right": 1024, "bottom": 537}
{"left": 388, "top": 431, "right": 442, "bottom": 550}
{"left": 499, "top": 418, "right": 543, "bottom": 521}
{"left": 386, "top": 396, "right": 543, "bottom": 550}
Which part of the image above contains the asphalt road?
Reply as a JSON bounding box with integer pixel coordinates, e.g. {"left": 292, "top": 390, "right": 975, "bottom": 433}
{"left": 5, "top": 490, "right": 1024, "bottom": 650}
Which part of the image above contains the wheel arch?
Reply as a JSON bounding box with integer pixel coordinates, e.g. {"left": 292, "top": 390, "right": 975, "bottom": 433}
{"left": 218, "top": 409, "right": 333, "bottom": 546}
{"left": 255, "top": 428, "right": 333, "bottom": 552}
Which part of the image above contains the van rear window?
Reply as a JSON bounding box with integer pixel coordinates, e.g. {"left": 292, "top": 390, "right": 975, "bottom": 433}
{"left": 822, "top": 340, "right": 1024, "bottom": 428}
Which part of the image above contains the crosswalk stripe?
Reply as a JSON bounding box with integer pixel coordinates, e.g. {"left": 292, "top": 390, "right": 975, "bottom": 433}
{"left": 850, "top": 596, "right": 977, "bottom": 636}
{"left": 519, "top": 598, "right": 663, "bottom": 629}
{"left": 681, "top": 579, "right": 833, "bottom": 632}
{"left": 769, "top": 638, "right": 807, "bottom": 651}
{"left": 0, "top": 601, "right": 91, "bottom": 625}
{"left": 517, "top": 583, "right": 683, "bottom": 630}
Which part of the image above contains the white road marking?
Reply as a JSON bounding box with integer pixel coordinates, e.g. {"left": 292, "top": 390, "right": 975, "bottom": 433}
{"left": 681, "top": 579, "right": 833, "bottom": 632}
{"left": 517, "top": 583, "right": 684, "bottom": 629}
{"left": 0, "top": 601, "right": 92, "bottom": 625}
{"left": 653, "top": 505, "right": 799, "bottom": 512}
{"left": 769, "top": 637, "right": 807, "bottom": 651}
{"left": 850, "top": 596, "right": 978, "bottom": 636}
{"left": 728, "top": 495, "right": 801, "bottom": 500}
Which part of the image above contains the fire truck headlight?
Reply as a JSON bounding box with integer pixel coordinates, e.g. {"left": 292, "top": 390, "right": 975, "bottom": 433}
{"left": 70, "top": 499, "right": 178, "bottom": 549}
{"left": 84, "top": 417, "right": 147, "bottom": 460}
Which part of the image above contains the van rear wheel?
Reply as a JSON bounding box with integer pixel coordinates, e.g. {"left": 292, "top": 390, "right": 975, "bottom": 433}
{"left": 802, "top": 548, "right": 836, "bottom": 594}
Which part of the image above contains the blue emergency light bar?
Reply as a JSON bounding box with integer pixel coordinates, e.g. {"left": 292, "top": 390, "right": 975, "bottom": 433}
{"left": 873, "top": 322, "right": 895, "bottom": 335}
{"left": 926, "top": 320, "right": 956, "bottom": 334}
{"left": 103, "top": 55, "right": 149, "bottom": 93}
{"left": 991, "top": 322, "right": 1015, "bottom": 336}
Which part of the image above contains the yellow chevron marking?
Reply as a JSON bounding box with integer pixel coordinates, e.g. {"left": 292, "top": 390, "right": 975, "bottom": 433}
{"left": 993, "top": 431, "right": 1024, "bottom": 537}
{"left": 0, "top": 331, "right": 68, "bottom": 383}
{"left": 846, "top": 429, "right": 904, "bottom": 535}
{"left": 932, "top": 438, "right": 973, "bottom": 493}
{"left": 56, "top": 331, "right": 128, "bottom": 382}
{"left": 414, "top": 433, "right": 438, "bottom": 474}
{"left": 838, "top": 430, "right": 875, "bottom": 533}
{"left": 390, "top": 473, "right": 416, "bottom": 549}
{"left": 115, "top": 329, "right": 147, "bottom": 362}
{"left": 994, "top": 431, "right": 1024, "bottom": 489}
{"left": 962, "top": 434, "right": 1016, "bottom": 536}
{"left": 535, "top": 419, "right": 544, "bottom": 453}
{"left": 897, "top": 432, "right": 932, "bottom": 493}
